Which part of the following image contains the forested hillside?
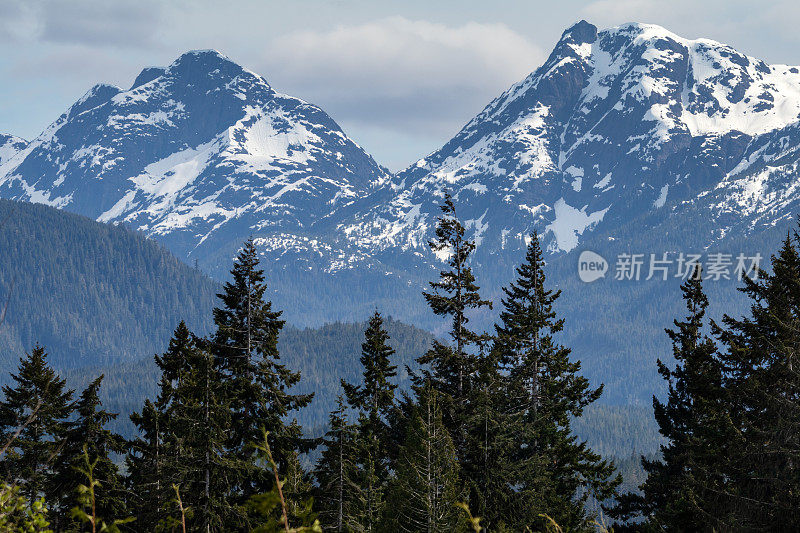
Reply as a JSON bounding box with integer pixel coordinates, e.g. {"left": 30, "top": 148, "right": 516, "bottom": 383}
{"left": 0, "top": 199, "right": 218, "bottom": 371}
{"left": 64, "top": 319, "right": 435, "bottom": 438}
{"left": 0, "top": 197, "right": 661, "bottom": 467}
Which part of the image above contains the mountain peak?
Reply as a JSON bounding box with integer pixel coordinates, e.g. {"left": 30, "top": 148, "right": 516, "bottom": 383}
{"left": 170, "top": 49, "right": 239, "bottom": 71}
{"left": 69, "top": 83, "right": 122, "bottom": 116}
{"left": 560, "top": 20, "right": 598, "bottom": 45}
{"left": 164, "top": 49, "right": 268, "bottom": 90}
{"left": 130, "top": 66, "right": 166, "bottom": 90}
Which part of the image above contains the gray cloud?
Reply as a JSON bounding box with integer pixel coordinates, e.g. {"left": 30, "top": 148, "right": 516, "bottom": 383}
{"left": 258, "top": 17, "right": 545, "bottom": 136}
{"left": 39, "top": 0, "right": 163, "bottom": 48}
{"left": 0, "top": 0, "right": 37, "bottom": 42}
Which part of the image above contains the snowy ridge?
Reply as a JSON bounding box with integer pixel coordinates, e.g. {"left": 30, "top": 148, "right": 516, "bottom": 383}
{"left": 0, "top": 134, "right": 28, "bottom": 168}
{"left": 3, "top": 23, "right": 800, "bottom": 287}
{"left": 336, "top": 20, "right": 800, "bottom": 261}
{"left": 0, "top": 50, "right": 390, "bottom": 267}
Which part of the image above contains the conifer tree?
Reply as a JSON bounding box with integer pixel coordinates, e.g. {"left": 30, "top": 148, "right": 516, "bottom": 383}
{"left": 461, "top": 343, "right": 508, "bottom": 528}
{"left": 419, "top": 193, "right": 492, "bottom": 398}
{"left": 386, "top": 384, "right": 463, "bottom": 533}
{"left": 127, "top": 398, "right": 169, "bottom": 529}
{"left": 211, "top": 239, "right": 313, "bottom": 525}
{"left": 492, "top": 234, "right": 619, "bottom": 530}
{"left": 169, "top": 326, "right": 230, "bottom": 532}
{"left": 341, "top": 311, "right": 398, "bottom": 531}
{"left": 282, "top": 436, "right": 317, "bottom": 527}
{"left": 0, "top": 345, "right": 73, "bottom": 506}
{"left": 416, "top": 192, "right": 491, "bottom": 481}
{"left": 128, "top": 322, "right": 196, "bottom": 529}
{"left": 715, "top": 231, "right": 800, "bottom": 529}
{"left": 52, "top": 375, "right": 127, "bottom": 531}
{"left": 342, "top": 312, "right": 398, "bottom": 432}
{"left": 314, "top": 396, "right": 357, "bottom": 532}
{"left": 626, "top": 266, "right": 733, "bottom": 529}
{"left": 129, "top": 321, "right": 230, "bottom": 532}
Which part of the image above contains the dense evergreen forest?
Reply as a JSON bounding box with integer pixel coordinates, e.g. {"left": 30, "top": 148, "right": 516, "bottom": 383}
{"left": 0, "top": 199, "right": 218, "bottom": 371}
{"left": 2, "top": 194, "right": 799, "bottom": 531}
{"left": 62, "top": 320, "right": 435, "bottom": 438}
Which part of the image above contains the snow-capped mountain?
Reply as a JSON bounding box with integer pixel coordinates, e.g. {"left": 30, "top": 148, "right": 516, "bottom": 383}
{"left": 7, "top": 26, "right": 800, "bottom": 281}
{"left": 0, "top": 50, "right": 390, "bottom": 272}
{"left": 0, "top": 134, "right": 27, "bottom": 168}
{"left": 339, "top": 20, "right": 800, "bottom": 263}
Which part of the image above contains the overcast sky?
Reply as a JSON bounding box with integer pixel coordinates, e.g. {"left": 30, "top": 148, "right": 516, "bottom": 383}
{"left": 2, "top": 0, "right": 800, "bottom": 170}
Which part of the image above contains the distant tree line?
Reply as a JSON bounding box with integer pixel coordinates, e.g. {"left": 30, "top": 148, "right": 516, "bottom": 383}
{"left": 2, "top": 194, "right": 799, "bottom": 531}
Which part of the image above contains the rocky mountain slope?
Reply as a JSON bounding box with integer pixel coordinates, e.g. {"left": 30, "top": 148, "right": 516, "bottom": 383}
{"left": 340, "top": 20, "right": 800, "bottom": 263}
{"left": 0, "top": 50, "right": 390, "bottom": 274}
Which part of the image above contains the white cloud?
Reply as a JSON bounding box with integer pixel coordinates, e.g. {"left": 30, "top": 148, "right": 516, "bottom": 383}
{"left": 258, "top": 17, "right": 545, "bottom": 136}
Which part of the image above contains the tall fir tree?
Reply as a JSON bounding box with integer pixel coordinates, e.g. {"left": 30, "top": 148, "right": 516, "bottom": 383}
{"left": 127, "top": 394, "right": 171, "bottom": 529}
{"left": 314, "top": 395, "right": 358, "bottom": 532}
{"left": 341, "top": 311, "right": 398, "bottom": 531}
{"left": 0, "top": 345, "right": 74, "bottom": 507}
{"left": 52, "top": 375, "right": 127, "bottom": 532}
{"left": 211, "top": 238, "right": 313, "bottom": 527}
{"left": 416, "top": 192, "right": 491, "bottom": 497}
{"left": 419, "top": 192, "right": 492, "bottom": 399}
{"left": 624, "top": 266, "right": 734, "bottom": 530}
{"left": 386, "top": 384, "right": 463, "bottom": 533}
{"left": 169, "top": 323, "right": 230, "bottom": 532}
{"left": 715, "top": 230, "right": 800, "bottom": 529}
{"left": 492, "top": 233, "right": 619, "bottom": 530}
{"left": 461, "top": 341, "right": 508, "bottom": 529}
{"left": 129, "top": 321, "right": 230, "bottom": 532}
{"left": 128, "top": 322, "right": 195, "bottom": 529}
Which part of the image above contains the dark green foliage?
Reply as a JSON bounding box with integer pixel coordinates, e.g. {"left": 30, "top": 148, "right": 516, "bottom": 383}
{"left": 128, "top": 321, "right": 231, "bottom": 531}
{"left": 210, "top": 238, "right": 313, "bottom": 526}
{"left": 385, "top": 385, "right": 463, "bottom": 533}
{"left": 166, "top": 322, "right": 231, "bottom": 531}
{"left": 491, "top": 233, "right": 620, "bottom": 530}
{"left": 126, "top": 397, "right": 170, "bottom": 528}
{"left": 70, "top": 446, "right": 135, "bottom": 533}
{"left": 340, "top": 312, "right": 398, "bottom": 531}
{"left": 415, "top": 192, "right": 492, "bottom": 518}
{"left": 0, "top": 198, "right": 217, "bottom": 373}
{"left": 52, "top": 376, "right": 127, "bottom": 531}
{"left": 342, "top": 312, "right": 399, "bottom": 424}
{"left": 313, "top": 396, "right": 357, "bottom": 531}
{"left": 418, "top": 192, "right": 492, "bottom": 401}
{"left": 0, "top": 346, "right": 73, "bottom": 506}
{"left": 460, "top": 345, "right": 507, "bottom": 528}
{"left": 249, "top": 430, "right": 322, "bottom": 533}
{"left": 129, "top": 240, "right": 316, "bottom": 531}
{"left": 626, "top": 267, "right": 733, "bottom": 529}
{"left": 714, "top": 230, "right": 800, "bottom": 529}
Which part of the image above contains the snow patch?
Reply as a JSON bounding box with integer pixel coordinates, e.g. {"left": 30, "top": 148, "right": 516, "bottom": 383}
{"left": 654, "top": 184, "right": 669, "bottom": 208}
{"left": 546, "top": 198, "right": 609, "bottom": 252}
